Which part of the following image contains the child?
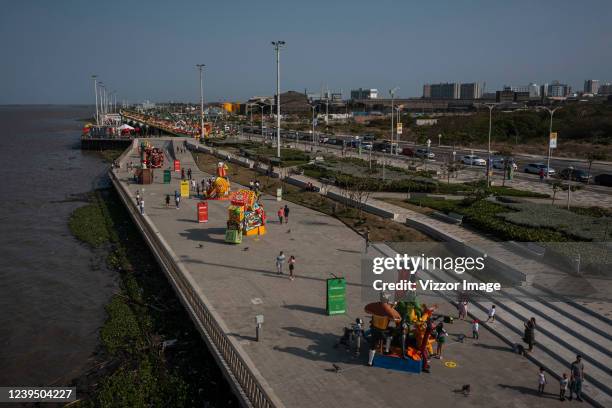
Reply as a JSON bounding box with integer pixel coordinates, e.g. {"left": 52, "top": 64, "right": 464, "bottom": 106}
{"left": 288, "top": 255, "right": 296, "bottom": 280}
{"left": 486, "top": 305, "right": 496, "bottom": 322}
{"left": 538, "top": 367, "right": 546, "bottom": 395}
{"left": 472, "top": 319, "right": 479, "bottom": 340}
{"left": 435, "top": 323, "right": 448, "bottom": 359}
{"left": 559, "top": 373, "right": 568, "bottom": 401}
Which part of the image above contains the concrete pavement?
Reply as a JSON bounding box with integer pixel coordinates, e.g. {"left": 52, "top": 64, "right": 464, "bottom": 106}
{"left": 112, "top": 138, "right": 587, "bottom": 408}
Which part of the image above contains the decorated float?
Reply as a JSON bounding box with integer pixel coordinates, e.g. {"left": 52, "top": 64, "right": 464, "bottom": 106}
{"left": 225, "top": 189, "right": 267, "bottom": 244}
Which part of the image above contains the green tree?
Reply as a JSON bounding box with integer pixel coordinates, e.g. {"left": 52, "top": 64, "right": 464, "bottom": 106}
{"left": 586, "top": 152, "right": 608, "bottom": 184}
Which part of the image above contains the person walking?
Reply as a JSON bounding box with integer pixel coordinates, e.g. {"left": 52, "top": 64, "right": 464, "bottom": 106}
{"left": 539, "top": 167, "right": 545, "bottom": 182}
{"left": 434, "top": 322, "right": 448, "bottom": 359}
{"left": 486, "top": 305, "right": 496, "bottom": 322}
{"left": 255, "top": 180, "right": 260, "bottom": 191}
{"left": 175, "top": 194, "right": 181, "bottom": 209}
{"left": 538, "top": 367, "right": 547, "bottom": 395}
{"left": 560, "top": 373, "right": 569, "bottom": 401}
{"left": 188, "top": 168, "right": 192, "bottom": 180}
{"left": 275, "top": 251, "right": 286, "bottom": 275}
{"left": 196, "top": 184, "right": 200, "bottom": 197}
{"left": 283, "top": 204, "right": 290, "bottom": 224}
{"left": 165, "top": 194, "right": 170, "bottom": 208}
{"left": 136, "top": 190, "right": 141, "bottom": 206}
{"left": 458, "top": 301, "right": 468, "bottom": 320}
{"left": 288, "top": 255, "right": 296, "bottom": 280}
{"left": 277, "top": 207, "right": 284, "bottom": 224}
{"left": 569, "top": 355, "right": 584, "bottom": 402}
{"left": 181, "top": 168, "right": 185, "bottom": 180}
{"left": 191, "top": 179, "right": 196, "bottom": 191}
{"left": 249, "top": 180, "right": 254, "bottom": 190}
{"left": 472, "top": 319, "right": 479, "bottom": 340}
{"left": 524, "top": 317, "right": 536, "bottom": 352}
{"left": 139, "top": 199, "right": 145, "bottom": 215}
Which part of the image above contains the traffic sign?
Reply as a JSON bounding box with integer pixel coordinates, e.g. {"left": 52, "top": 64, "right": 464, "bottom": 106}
{"left": 397, "top": 122, "right": 403, "bottom": 135}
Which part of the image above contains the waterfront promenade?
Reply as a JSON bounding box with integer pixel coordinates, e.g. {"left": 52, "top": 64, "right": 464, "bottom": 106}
{"left": 111, "top": 139, "right": 598, "bottom": 408}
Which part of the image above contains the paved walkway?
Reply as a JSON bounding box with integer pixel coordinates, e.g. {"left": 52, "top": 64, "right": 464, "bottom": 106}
{"left": 113, "top": 138, "right": 579, "bottom": 408}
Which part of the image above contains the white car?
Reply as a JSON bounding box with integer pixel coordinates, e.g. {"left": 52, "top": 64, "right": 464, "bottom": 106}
{"left": 524, "top": 163, "right": 555, "bottom": 175}
{"left": 415, "top": 148, "right": 435, "bottom": 159}
{"left": 461, "top": 155, "right": 486, "bottom": 166}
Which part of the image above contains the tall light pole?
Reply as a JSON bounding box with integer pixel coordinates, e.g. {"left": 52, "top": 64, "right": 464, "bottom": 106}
{"left": 310, "top": 104, "right": 317, "bottom": 147}
{"left": 99, "top": 83, "right": 105, "bottom": 124}
{"left": 482, "top": 103, "right": 497, "bottom": 186}
{"left": 92, "top": 75, "right": 99, "bottom": 125}
{"left": 389, "top": 87, "right": 399, "bottom": 154}
{"left": 196, "top": 64, "right": 205, "bottom": 140}
{"left": 539, "top": 106, "right": 562, "bottom": 179}
{"left": 271, "top": 41, "right": 285, "bottom": 158}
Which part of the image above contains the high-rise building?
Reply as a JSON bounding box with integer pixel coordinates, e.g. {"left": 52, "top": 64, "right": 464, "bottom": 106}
{"left": 422, "top": 84, "right": 431, "bottom": 98}
{"left": 599, "top": 83, "right": 612, "bottom": 95}
{"left": 584, "top": 79, "right": 600, "bottom": 94}
{"left": 547, "top": 80, "right": 571, "bottom": 97}
{"left": 496, "top": 87, "right": 515, "bottom": 103}
{"left": 460, "top": 83, "right": 482, "bottom": 99}
{"left": 425, "top": 83, "right": 460, "bottom": 99}
{"left": 350, "top": 88, "right": 378, "bottom": 100}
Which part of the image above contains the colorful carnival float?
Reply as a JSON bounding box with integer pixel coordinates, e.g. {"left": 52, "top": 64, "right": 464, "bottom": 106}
{"left": 225, "top": 189, "right": 267, "bottom": 244}
{"left": 361, "top": 294, "right": 437, "bottom": 373}
{"left": 204, "top": 162, "right": 231, "bottom": 199}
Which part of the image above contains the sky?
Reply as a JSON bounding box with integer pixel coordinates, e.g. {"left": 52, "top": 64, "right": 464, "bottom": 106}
{"left": 1, "top": 0, "right": 611, "bottom": 104}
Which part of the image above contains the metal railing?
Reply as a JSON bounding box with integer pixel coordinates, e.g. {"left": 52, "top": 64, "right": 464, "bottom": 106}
{"left": 109, "top": 162, "right": 279, "bottom": 408}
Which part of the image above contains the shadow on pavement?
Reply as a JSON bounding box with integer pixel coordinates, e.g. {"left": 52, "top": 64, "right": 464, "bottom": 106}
{"left": 282, "top": 304, "right": 327, "bottom": 315}
{"left": 497, "top": 384, "right": 559, "bottom": 399}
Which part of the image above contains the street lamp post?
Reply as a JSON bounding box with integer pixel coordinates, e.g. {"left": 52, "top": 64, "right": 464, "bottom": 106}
{"left": 310, "top": 104, "right": 317, "bottom": 148}
{"left": 482, "top": 103, "right": 497, "bottom": 186}
{"left": 271, "top": 41, "right": 285, "bottom": 158}
{"left": 389, "top": 87, "right": 398, "bottom": 154}
{"left": 540, "top": 106, "right": 562, "bottom": 179}
{"left": 99, "top": 83, "right": 105, "bottom": 125}
{"left": 438, "top": 133, "right": 442, "bottom": 147}
{"left": 567, "top": 166, "right": 574, "bottom": 209}
{"left": 196, "top": 64, "right": 205, "bottom": 140}
{"left": 92, "top": 75, "right": 99, "bottom": 125}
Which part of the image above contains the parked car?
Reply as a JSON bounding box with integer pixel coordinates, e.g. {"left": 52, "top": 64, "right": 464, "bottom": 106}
{"left": 558, "top": 168, "right": 591, "bottom": 182}
{"left": 461, "top": 155, "right": 486, "bottom": 166}
{"left": 401, "top": 147, "right": 415, "bottom": 156}
{"left": 524, "top": 163, "right": 555, "bottom": 175}
{"left": 362, "top": 134, "right": 376, "bottom": 141}
{"left": 319, "top": 136, "right": 329, "bottom": 143}
{"left": 415, "top": 148, "right": 435, "bottom": 159}
{"left": 361, "top": 142, "right": 373, "bottom": 150}
{"left": 594, "top": 173, "right": 612, "bottom": 187}
{"left": 492, "top": 157, "right": 515, "bottom": 169}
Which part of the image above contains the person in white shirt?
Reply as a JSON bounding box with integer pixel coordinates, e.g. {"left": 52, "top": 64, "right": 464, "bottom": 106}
{"left": 275, "top": 251, "right": 286, "bottom": 274}
{"left": 486, "top": 305, "right": 496, "bottom": 322}
{"left": 538, "top": 367, "right": 547, "bottom": 395}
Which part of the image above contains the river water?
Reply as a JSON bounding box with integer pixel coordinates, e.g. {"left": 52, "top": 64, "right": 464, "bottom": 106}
{"left": 0, "top": 105, "right": 117, "bottom": 386}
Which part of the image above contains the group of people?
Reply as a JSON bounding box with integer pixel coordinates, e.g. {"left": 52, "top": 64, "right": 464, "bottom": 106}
{"left": 181, "top": 167, "right": 193, "bottom": 181}
{"left": 248, "top": 179, "right": 262, "bottom": 192}
{"left": 135, "top": 189, "right": 145, "bottom": 215}
{"left": 164, "top": 190, "right": 181, "bottom": 209}
{"left": 275, "top": 251, "right": 296, "bottom": 280}
{"left": 538, "top": 355, "right": 585, "bottom": 402}
{"left": 277, "top": 205, "right": 290, "bottom": 224}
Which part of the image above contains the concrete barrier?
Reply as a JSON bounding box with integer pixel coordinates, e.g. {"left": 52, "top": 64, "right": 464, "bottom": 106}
{"left": 285, "top": 176, "right": 320, "bottom": 192}
{"left": 327, "top": 191, "right": 399, "bottom": 220}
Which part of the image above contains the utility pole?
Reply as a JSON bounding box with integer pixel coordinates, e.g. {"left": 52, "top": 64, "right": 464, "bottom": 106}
{"left": 311, "top": 104, "right": 317, "bottom": 148}
{"left": 99, "top": 83, "right": 105, "bottom": 124}
{"left": 540, "top": 106, "right": 562, "bottom": 179}
{"left": 272, "top": 41, "right": 285, "bottom": 158}
{"left": 196, "top": 64, "right": 205, "bottom": 140}
{"left": 92, "top": 75, "right": 99, "bottom": 125}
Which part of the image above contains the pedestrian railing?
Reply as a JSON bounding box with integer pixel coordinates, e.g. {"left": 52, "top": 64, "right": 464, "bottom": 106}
{"left": 109, "top": 163, "right": 280, "bottom": 408}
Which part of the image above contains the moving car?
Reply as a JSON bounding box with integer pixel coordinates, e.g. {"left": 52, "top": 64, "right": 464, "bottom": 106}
{"left": 492, "top": 157, "right": 515, "bottom": 169}
{"left": 558, "top": 168, "right": 591, "bottom": 182}
{"left": 461, "top": 155, "right": 486, "bottom": 166}
{"left": 594, "top": 173, "right": 612, "bottom": 187}
{"left": 415, "top": 148, "right": 435, "bottom": 159}
{"left": 524, "top": 163, "right": 555, "bottom": 175}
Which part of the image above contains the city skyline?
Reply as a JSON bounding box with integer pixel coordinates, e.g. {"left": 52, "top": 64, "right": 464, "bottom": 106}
{"left": 1, "top": 0, "right": 612, "bottom": 104}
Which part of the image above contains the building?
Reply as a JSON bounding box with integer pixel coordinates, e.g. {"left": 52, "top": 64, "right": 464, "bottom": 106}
{"left": 599, "top": 83, "right": 612, "bottom": 95}
{"left": 547, "top": 81, "right": 571, "bottom": 97}
{"left": 274, "top": 91, "right": 311, "bottom": 114}
{"left": 540, "top": 83, "right": 548, "bottom": 97}
{"left": 350, "top": 88, "right": 378, "bottom": 100}
{"left": 584, "top": 79, "right": 600, "bottom": 94}
{"left": 425, "top": 83, "right": 460, "bottom": 99}
{"left": 496, "top": 87, "right": 515, "bottom": 103}
{"left": 511, "top": 83, "right": 539, "bottom": 97}
{"left": 422, "top": 84, "right": 431, "bottom": 99}
{"left": 460, "top": 83, "right": 482, "bottom": 99}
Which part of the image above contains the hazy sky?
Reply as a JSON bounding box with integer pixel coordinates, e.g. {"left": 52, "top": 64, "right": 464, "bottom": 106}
{"left": 2, "top": 0, "right": 611, "bottom": 104}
